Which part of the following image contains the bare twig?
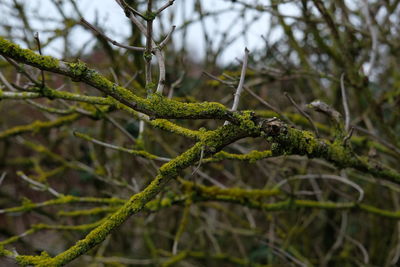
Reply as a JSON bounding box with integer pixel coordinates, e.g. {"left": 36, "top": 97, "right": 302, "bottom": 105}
{"left": 115, "top": 0, "right": 147, "bottom": 20}
{"left": 17, "top": 171, "right": 61, "bottom": 197}
{"left": 33, "top": 32, "right": 45, "bottom": 88}
{"left": 0, "top": 172, "right": 6, "bottom": 187}
{"left": 231, "top": 48, "right": 249, "bottom": 112}
{"left": 73, "top": 131, "right": 170, "bottom": 162}
{"left": 340, "top": 73, "right": 351, "bottom": 132}
{"left": 103, "top": 113, "right": 137, "bottom": 144}
{"left": 155, "top": 0, "right": 175, "bottom": 15}
{"left": 168, "top": 71, "right": 185, "bottom": 99}
{"left": 224, "top": 48, "right": 249, "bottom": 125}
{"left": 80, "top": 18, "right": 145, "bottom": 51}
{"left": 285, "top": 92, "right": 319, "bottom": 137}
{"left": 158, "top": 25, "right": 176, "bottom": 50}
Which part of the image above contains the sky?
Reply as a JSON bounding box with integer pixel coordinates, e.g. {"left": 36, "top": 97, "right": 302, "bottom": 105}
{"left": 1, "top": 0, "right": 299, "bottom": 65}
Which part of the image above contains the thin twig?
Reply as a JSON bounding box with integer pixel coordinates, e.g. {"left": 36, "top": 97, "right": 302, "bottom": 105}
{"left": 284, "top": 92, "right": 320, "bottom": 137}
{"left": 0, "top": 172, "right": 6, "bottom": 187}
{"left": 73, "top": 131, "right": 170, "bottom": 162}
{"left": 231, "top": 48, "right": 249, "bottom": 112}
{"left": 224, "top": 48, "right": 249, "bottom": 126}
{"left": 17, "top": 171, "right": 61, "bottom": 197}
{"left": 158, "top": 25, "right": 176, "bottom": 50}
{"left": 340, "top": 73, "right": 350, "bottom": 132}
{"left": 168, "top": 71, "right": 185, "bottom": 98}
{"left": 80, "top": 18, "right": 145, "bottom": 52}
{"left": 33, "top": 32, "right": 45, "bottom": 88}
{"left": 155, "top": 0, "right": 175, "bottom": 15}
{"left": 104, "top": 113, "right": 137, "bottom": 144}
{"left": 191, "top": 146, "right": 204, "bottom": 175}
{"left": 2, "top": 56, "right": 39, "bottom": 85}
{"left": 116, "top": 0, "right": 147, "bottom": 20}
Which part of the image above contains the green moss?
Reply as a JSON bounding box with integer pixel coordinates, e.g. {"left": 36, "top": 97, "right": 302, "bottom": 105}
{"left": 67, "top": 60, "right": 88, "bottom": 79}
{"left": 0, "top": 114, "right": 80, "bottom": 140}
{"left": 143, "top": 51, "right": 153, "bottom": 61}
{"left": 0, "top": 37, "right": 59, "bottom": 70}
{"left": 188, "top": 182, "right": 280, "bottom": 200}
{"left": 16, "top": 252, "right": 53, "bottom": 267}
{"left": 152, "top": 119, "right": 201, "bottom": 140}
{"left": 208, "top": 150, "right": 273, "bottom": 163}
{"left": 144, "top": 93, "right": 228, "bottom": 120}
{"left": 0, "top": 245, "right": 13, "bottom": 257}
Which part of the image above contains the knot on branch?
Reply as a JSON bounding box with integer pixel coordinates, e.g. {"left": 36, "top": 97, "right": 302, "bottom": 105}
{"left": 40, "top": 86, "right": 55, "bottom": 100}
{"left": 259, "top": 118, "right": 287, "bottom": 137}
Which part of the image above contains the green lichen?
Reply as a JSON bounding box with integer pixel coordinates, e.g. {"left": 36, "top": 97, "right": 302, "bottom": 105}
{"left": 208, "top": 150, "right": 273, "bottom": 163}
{"left": 16, "top": 252, "right": 53, "bottom": 267}
{"left": 67, "top": 60, "right": 88, "bottom": 79}
{"left": 0, "top": 37, "right": 59, "bottom": 70}
{"left": 145, "top": 82, "right": 156, "bottom": 94}
{"left": 0, "top": 114, "right": 80, "bottom": 140}
{"left": 144, "top": 93, "right": 228, "bottom": 120}
{"left": 143, "top": 51, "right": 153, "bottom": 61}
{"left": 185, "top": 181, "right": 280, "bottom": 200}
{"left": 151, "top": 119, "right": 201, "bottom": 140}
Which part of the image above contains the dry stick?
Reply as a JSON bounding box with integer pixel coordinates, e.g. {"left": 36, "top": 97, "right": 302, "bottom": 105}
{"left": 158, "top": 25, "right": 176, "bottom": 50}
{"left": 231, "top": 48, "right": 249, "bottom": 111}
{"left": 0, "top": 172, "right": 6, "bottom": 187}
{"left": 80, "top": 18, "right": 145, "bottom": 51}
{"left": 156, "top": 0, "right": 175, "bottom": 15}
{"left": 219, "top": 71, "right": 294, "bottom": 124}
{"left": 0, "top": 70, "right": 15, "bottom": 91}
{"left": 340, "top": 73, "right": 351, "bottom": 132}
{"left": 284, "top": 92, "right": 320, "bottom": 137}
{"left": 33, "top": 32, "right": 45, "bottom": 88}
{"left": 17, "top": 171, "right": 61, "bottom": 197}
{"left": 224, "top": 48, "right": 249, "bottom": 125}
